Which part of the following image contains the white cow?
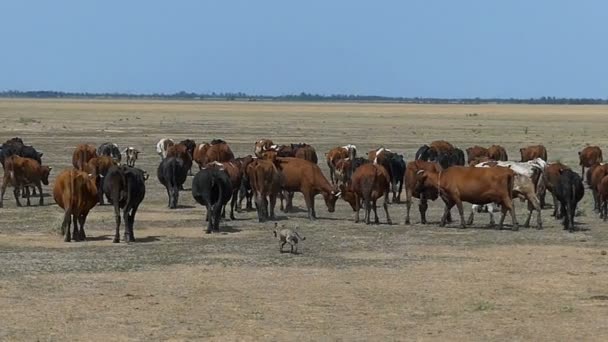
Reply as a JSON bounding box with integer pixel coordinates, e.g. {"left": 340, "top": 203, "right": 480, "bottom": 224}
{"left": 156, "top": 138, "right": 175, "bottom": 160}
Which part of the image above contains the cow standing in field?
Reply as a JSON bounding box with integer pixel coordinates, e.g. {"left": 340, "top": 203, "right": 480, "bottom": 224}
{"left": 334, "top": 157, "right": 370, "bottom": 185}
{"left": 193, "top": 140, "right": 235, "bottom": 169}
{"left": 415, "top": 166, "right": 518, "bottom": 230}
{"left": 84, "top": 156, "right": 118, "bottom": 205}
{"left": 103, "top": 165, "right": 147, "bottom": 243}
{"left": 53, "top": 169, "right": 98, "bottom": 242}
{"left": 488, "top": 145, "right": 508, "bottom": 161}
{"left": 156, "top": 138, "right": 175, "bottom": 160}
{"left": 0, "top": 155, "right": 52, "bottom": 208}
{"left": 192, "top": 165, "right": 233, "bottom": 233}
{"left": 157, "top": 156, "right": 189, "bottom": 209}
{"left": 553, "top": 168, "right": 584, "bottom": 232}
{"left": 123, "top": 147, "right": 140, "bottom": 167}
{"left": 544, "top": 162, "right": 572, "bottom": 218}
{"left": 436, "top": 148, "right": 465, "bottom": 169}
{"left": 403, "top": 160, "right": 443, "bottom": 225}
{"left": 588, "top": 163, "right": 608, "bottom": 212}
{"left": 597, "top": 175, "right": 608, "bottom": 221}
{"left": 72, "top": 144, "right": 97, "bottom": 170}
{"left": 416, "top": 140, "right": 455, "bottom": 162}
{"left": 579, "top": 145, "right": 603, "bottom": 178}
{"left": 234, "top": 155, "right": 255, "bottom": 212}
{"left": 254, "top": 139, "right": 274, "bottom": 158}
{"left": 0, "top": 138, "right": 43, "bottom": 168}
{"left": 273, "top": 143, "right": 319, "bottom": 164}
{"left": 368, "top": 147, "right": 405, "bottom": 203}
{"left": 97, "top": 142, "right": 122, "bottom": 164}
{"left": 246, "top": 158, "right": 282, "bottom": 222}
{"left": 465, "top": 146, "right": 489, "bottom": 164}
{"left": 326, "top": 144, "right": 357, "bottom": 185}
{"left": 339, "top": 163, "right": 392, "bottom": 224}
{"left": 520, "top": 145, "right": 548, "bottom": 162}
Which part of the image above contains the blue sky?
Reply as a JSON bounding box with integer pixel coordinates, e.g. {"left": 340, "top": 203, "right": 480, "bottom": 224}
{"left": 1, "top": 0, "right": 606, "bottom": 98}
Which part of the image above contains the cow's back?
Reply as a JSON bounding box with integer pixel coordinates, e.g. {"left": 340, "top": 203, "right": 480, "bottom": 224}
{"left": 53, "top": 169, "right": 97, "bottom": 213}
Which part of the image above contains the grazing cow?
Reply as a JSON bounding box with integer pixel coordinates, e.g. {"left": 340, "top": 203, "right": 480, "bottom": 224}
{"left": 53, "top": 169, "right": 98, "bottom": 242}
{"left": 471, "top": 160, "right": 544, "bottom": 228}
{"left": 415, "top": 166, "right": 518, "bottom": 230}
{"left": 466, "top": 146, "right": 489, "bottom": 164}
{"left": 254, "top": 139, "right": 274, "bottom": 158}
{"left": 157, "top": 157, "right": 189, "bottom": 209}
{"left": 84, "top": 156, "right": 118, "bottom": 205}
{"left": 436, "top": 148, "right": 465, "bottom": 169}
{"left": 326, "top": 144, "right": 357, "bottom": 185}
{"left": 553, "top": 168, "right": 584, "bottom": 232}
{"left": 156, "top": 138, "right": 175, "bottom": 160}
{"left": 339, "top": 163, "right": 392, "bottom": 224}
{"left": 193, "top": 140, "right": 235, "bottom": 169}
{"left": 487, "top": 145, "right": 508, "bottom": 161}
{"left": 97, "top": 142, "right": 122, "bottom": 164}
{"left": 123, "top": 147, "right": 140, "bottom": 167}
{"left": 246, "top": 158, "right": 282, "bottom": 222}
{"left": 368, "top": 147, "right": 405, "bottom": 203}
{"left": 274, "top": 157, "right": 340, "bottom": 220}
{"left": 0, "top": 155, "right": 52, "bottom": 208}
{"left": 334, "top": 157, "right": 370, "bottom": 185}
{"left": 192, "top": 166, "right": 233, "bottom": 233}
{"left": 72, "top": 144, "right": 97, "bottom": 170}
{"left": 520, "top": 145, "right": 548, "bottom": 162}
{"left": 588, "top": 163, "right": 608, "bottom": 212}
{"left": 544, "top": 162, "right": 571, "bottom": 218}
{"left": 103, "top": 165, "right": 147, "bottom": 243}
{"left": 579, "top": 145, "right": 603, "bottom": 177}
{"left": 404, "top": 160, "right": 443, "bottom": 224}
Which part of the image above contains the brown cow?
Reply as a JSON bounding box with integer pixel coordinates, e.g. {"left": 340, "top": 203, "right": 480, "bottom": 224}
{"left": 84, "top": 156, "right": 118, "bottom": 205}
{"left": 53, "top": 169, "right": 98, "bottom": 242}
{"left": 0, "top": 155, "right": 52, "bottom": 208}
{"left": 544, "top": 162, "right": 571, "bottom": 217}
{"left": 415, "top": 166, "right": 518, "bottom": 230}
{"left": 246, "top": 158, "right": 282, "bottom": 222}
{"left": 465, "top": 146, "right": 489, "bottom": 164}
{"left": 520, "top": 145, "right": 548, "bottom": 162}
{"left": 208, "top": 160, "right": 243, "bottom": 220}
{"left": 273, "top": 143, "right": 318, "bottom": 164}
{"left": 404, "top": 160, "right": 443, "bottom": 224}
{"left": 589, "top": 164, "right": 608, "bottom": 212}
{"left": 72, "top": 144, "right": 97, "bottom": 170}
{"left": 579, "top": 145, "right": 603, "bottom": 176}
{"left": 254, "top": 139, "right": 274, "bottom": 158}
{"left": 274, "top": 157, "right": 339, "bottom": 220}
{"left": 430, "top": 140, "right": 454, "bottom": 154}
{"left": 167, "top": 143, "right": 193, "bottom": 173}
{"left": 193, "top": 141, "right": 235, "bottom": 169}
{"left": 234, "top": 155, "right": 255, "bottom": 211}
{"left": 326, "top": 144, "right": 357, "bottom": 185}
{"left": 598, "top": 175, "right": 608, "bottom": 220}
{"left": 339, "top": 163, "right": 392, "bottom": 224}
{"left": 487, "top": 145, "right": 508, "bottom": 161}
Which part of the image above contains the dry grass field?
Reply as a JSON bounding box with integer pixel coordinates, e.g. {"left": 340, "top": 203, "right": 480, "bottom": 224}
{"left": 1, "top": 99, "right": 608, "bottom": 341}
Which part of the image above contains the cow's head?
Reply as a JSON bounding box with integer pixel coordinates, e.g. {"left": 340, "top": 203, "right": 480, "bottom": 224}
{"left": 41, "top": 166, "right": 52, "bottom": 185}
{"left": 338, "top": 184, "right": 357, "bottom": 211}
{"left": 323, "top": 187, "right": 341, "bottom": 213}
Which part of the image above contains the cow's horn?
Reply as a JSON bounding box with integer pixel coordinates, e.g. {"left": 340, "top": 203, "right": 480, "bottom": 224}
{"left": 416, "top": 170, "right": 425, "bottom": 175}
{"left": 335, "top": 191, "right": 342, "bottom": 197}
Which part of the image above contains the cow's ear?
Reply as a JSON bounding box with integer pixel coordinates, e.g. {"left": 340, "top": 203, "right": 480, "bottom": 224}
{"left": 38, "top": 152, "right": 43, "bottom": 157}
{"left": 578, "top": 151, "right": 581, "bottom": 155}
{"left": 48, "top": 166, "right": 53, "bottom": 171}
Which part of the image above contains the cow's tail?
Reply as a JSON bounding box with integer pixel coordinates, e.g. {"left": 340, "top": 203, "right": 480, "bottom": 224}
{"left": 79, "top": 149, "right": 86, "bottom": 170}
{"left": 294, "top": 231, "right": 306, "bottom": 241}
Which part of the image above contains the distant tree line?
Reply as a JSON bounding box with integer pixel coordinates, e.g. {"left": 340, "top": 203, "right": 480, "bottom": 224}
{"left": 1, "top": 90, "right": 607, "bottom": 105}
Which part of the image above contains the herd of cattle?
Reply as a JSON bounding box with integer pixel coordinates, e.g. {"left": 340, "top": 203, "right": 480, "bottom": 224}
{"left": 0, "top": 136, "right": 606, "bottom": 243}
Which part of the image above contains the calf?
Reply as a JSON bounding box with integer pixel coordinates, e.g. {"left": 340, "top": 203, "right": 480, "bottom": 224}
{"left": 415, "top": 166, "right": 518, "bottom": 230}
{"left": 192, "top": 166, "right": 233, "bottom": 233}
{"left": 123, "top": 147, "right": 140, "bottom": 167}
{"left": 156, "top": 138, "right": 175, "bottom": 160}
{"left": 326, "top": 144, "right": 357, "bottom": 185}
{"left": 72, "top": 144, "right": 97, "bottom": 170}
{"left": 403, "top": 160, "right": 443, "bottom": 224}
{"left": 97, "top": 142, "right": 121, "bottom": 164}
{"left": 103, "top": 165, "right": 147, "bottom": 243}
{"left": 84, "top": 156, "right": 118, "bottom": 205}
{"left": 339, "top": 163, "right": 392, "bottom": 224}
{"left": 53, "top": 169, "right": 98, "bottom": 242}
{"left": 275, "top": 157, "right": 340, "bottom": 220}
{"left": 520, "top": 145, "right": 548, "bottom": 162}
{"left": 554, "top": 168, "right": 584, "bottom": 232}
{"left": 157, "top": 157, "right": 189, "bottom": 209}
{"left": 247, "top": 158, "right": 282, "bottom": 222}
{"left": 579, "top": 145, "right": 603, "bottom": 177}
{"left": 0, "top": 155, "right": 52, "bottom": 208}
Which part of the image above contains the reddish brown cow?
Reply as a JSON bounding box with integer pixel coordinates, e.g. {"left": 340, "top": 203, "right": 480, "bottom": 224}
{"left": 208, "top": 160, "right": 243, "bottom": 220}
{"left": 53, "top": 169, "right": 98, "bottom": 242}
{"left": 465, "top": 146, "right": 489, "bottom": 164}
{"left": 272, "top": 143, "right": 318, "bottom": 164}
{"left": 404, "top": 160, "right": 443, "bottom": 224}
{"left": 167, "top": 143, "right": 193, "bottom": 172}
{"left": 520, "top": 145, "right": 548, "bottom": 162}
{"left": 72, "top": 144, "right": 97, "bottom": 170}
{"left": 0, "top": 155, "right": 52, "bottom": 208}
{"left": 543, "top": 162, "right": 571, "bottom": 217}
{"left": 254, "top": 139, "right": 274, "bottom": 158}
{"left": 430, "top": 140, "right": 454, "bottom": 154}
{"left": 589, "top": 164, "right": 608, "bottom": 212}
{"left": 579, "top": 145, "right": 603, "bottom": 176}
{"left": 326, "top": 145, "right": 356, "bottom": 185}
{"left": 84, "top": 156, "right": 118, "bottom": 205}
{"left": 598, "top": 175, "right": 608, "bottom": 220}
{"left": 274, "top": 157, "right": 339, "bottom": 220}
{"left": 193, "top": 142, "right": 235, "bottom": 169}
{"left": 487, "top": 145, "right": 508, "bottom": 161}
{"left": 339, "top": 163, "right": 392, "bottom": 224}
{"left": 415, "top": 166, "right": 518, "bottom": 230}
{"left": 246, "top": 158, "right": 281, "bottom": 222}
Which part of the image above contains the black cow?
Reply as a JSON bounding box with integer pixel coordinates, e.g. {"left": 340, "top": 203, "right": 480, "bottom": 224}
{"left": 386, "top": 153, "right": 406, "bottom": 203}
{"left": 0, "top": 140, "right": 42, "bottom": 168}
{"left": 157, "top": 157, "right": 189, "bottom": 209}
{"left": 554, "top": 168, "right": 584, "bottom": 232}
{"left": 415, "top": 145, "right": 439, "bottom": 162}
{"left": 437, "top": 148, "right": 466, "bottom": 169}
{"left": 179, "top": 139, "right": 197, "bottom": 159}
{"left": 192, "top": 166, "right": 233, "bottom": 233}
{"left": 103, "top": 165, "right": 147, "bottom": 243}
{"left": 97, "top": 143, "right": 121, "bottom": 164}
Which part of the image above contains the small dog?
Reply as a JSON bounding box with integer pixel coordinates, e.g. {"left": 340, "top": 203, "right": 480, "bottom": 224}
{"left": 273, "top": 222, "right": 305, "bottom": 254}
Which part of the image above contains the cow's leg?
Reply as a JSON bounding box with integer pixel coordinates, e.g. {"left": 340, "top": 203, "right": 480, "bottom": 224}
{"left": 364, "top": 196, "right": 371, "bottom": 224}
{"left": 63, "top": 210, "right": 72, "bottom": 242}
{"left": 72, "top": 213, "right": 80, "bottom": 241}
{"left": 372, "top": 199, "right": 380, "bottom": 224}
{"left": 255, "top": 192, "right": 265, "bottom": 223}
{"left": 383, "top": 192, "right": 392, "bottom": 224}
{"left": 97, "top": 178, "right": 105, "bottom": 205}
{"left": 205, "top": 205, "right": 213, "bottom": 233}
{"left": 552, "top": 192, "right": 560, "bottom": 218}
{"left": 354, "top": 193, "right": 361, "bottom": 223}
{"left": 230, "top": 190, "right": 237, "bottom": 220}
{"left": 603, "top": 196, "right": 607, "bottom": 222}
{"left": 24, "top": 187, "right": 31, "bottom": 206}
{"left": 36, "top": 182, "right": 43, "bottom": 206}
{"left": 397, "top": 181, "right": 403, "bottom": 204}
{"left": 237, "top": 184, "right": 246, "bottom": 212}
{"left": 126, "top": 205, "right": 138, "bottom": 242}
{"left": 404, "top": 191, "right": 412, "bottom": 224}
{"left": 467, "top": 205, "right": 477, "bottom": 226}
{"left": 569, "top": 201, "right": 576, "bottom": 232}
{"left": 0, "top": 181, "right": 7, "bottom": 208}
{"left": 287, "top": 192, "right": 294, "bottom": 211}
{"left": 165, "top": 187, "right": 171, "bottom": 208}
{"left": 78, "top": 214, "right": 88, "bottom": 241}
{"left": 213, "top": 203, "right": 222, "bottom": 232}
{"left": 592, "top": 188, "right": 600, "bottom": 212}
{"left": 455, "top": 200, "right": 466, "bottom": 229}
{"left": 487, "top": 204, "right": 496, "bottom": 227}
{"left": 113, "top": 203, "right": 121, "bottom": 243}
{"left": 246, "top": 190, "right": 253, "bottom": 210}
{"left": 501, "top": 198, "right": 518, "bottom": 231}
{"left": 440, "top": 201, "right": 454, "bottom": 227}
{"left": 269, "top": 194, "right": 277, "bottom": 220}
{"left": 13, "top": 187, "right": 23, "bottom": 207}
{"left": 280, "top": 241, "right": 286, "bottom": 253}
{"left": 419, "top": 198, "right": 429, "bottom": 224}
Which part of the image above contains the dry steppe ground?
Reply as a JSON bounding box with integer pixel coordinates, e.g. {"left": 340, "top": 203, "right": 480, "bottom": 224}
{"left": 1, "top": 99, "right": 608, "bottom": 341}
